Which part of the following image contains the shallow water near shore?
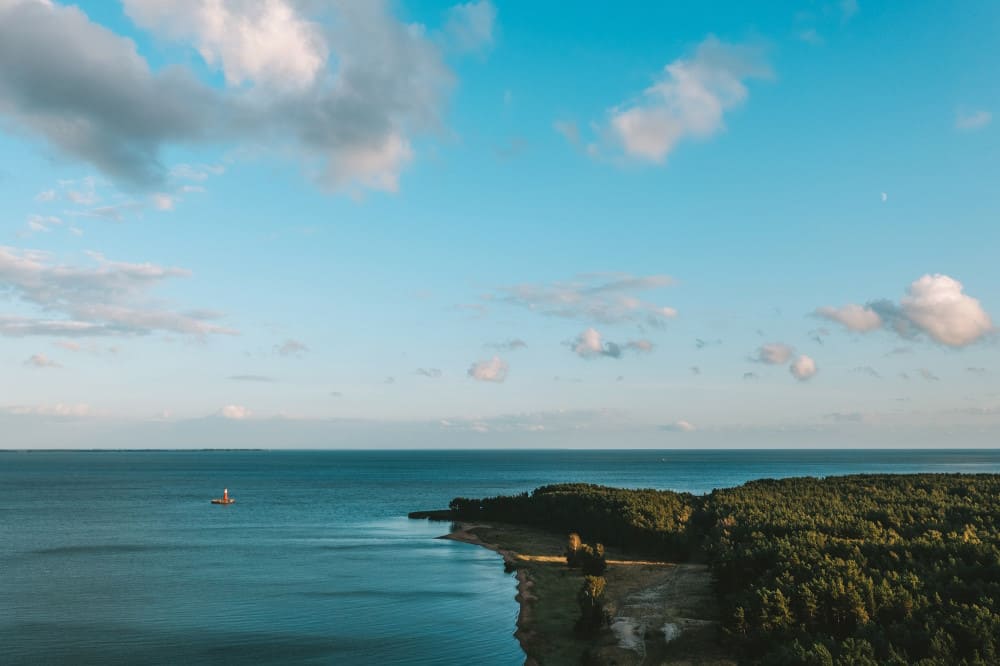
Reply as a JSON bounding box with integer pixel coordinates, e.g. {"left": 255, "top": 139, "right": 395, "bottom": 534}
{"left": 4, "top": 449, "right": 1000, "bottom": 665}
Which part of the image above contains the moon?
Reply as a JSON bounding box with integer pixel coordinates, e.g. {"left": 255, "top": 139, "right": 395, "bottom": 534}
{"left": 880, "top": 192, "right": 888, "bottom": 202}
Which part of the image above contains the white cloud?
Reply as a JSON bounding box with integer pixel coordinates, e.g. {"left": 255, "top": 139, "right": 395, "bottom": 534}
{"left": 219, "top": 404, "right": 251, "bottom": 420}
{"left": 0, "top": 245, "right": 234, "bottom": 337}
{"left": 815, "top": 303, "right": 883, "bottom": 332}
{"left": 152, "top": 193, "right": 175, "bottom": 211}
{"left": 415, "top": 367, "right": 442, "bottom": 378}
{"left": 445, "top": 1, "right": 496, "bottom": 53}
{"left": 956, "top": 109, "right": 991, "bottom": 131}
{"left": 468, "top": 356, "right": 508, "bottom": 382}
{"left": 0, "top": 0, "right": 456, "bottom": 194}
{"left": 752, "top": 342, "right": 794, "bottom": 365}
{"left": 790, "top": 355, "right": 817, "bottom": 381}
{"left": 662, "top": 420, "right": 696, "bottom": 432}
{"left": 900, "top": 274, "right": 993, "bottom": 347}
{"left": 570, "top": 328, "right": 653, "bottom": 359}
{"left": 35, "top": 189, "right": 57, "bottom": 202}
{"left": 840, "top": 0, "right": 859, "bottom": 20}
{"left": 24, "top": 353, "right": 60, "bottom": 368}
{"left": 25, "top": 215, "right": 62, "bottom": 234}
{"left": 821, "top": 275, "right": 993, "bottom": 348}
{"left": 572, "top": 327, "right": 618, "bottom": 358}
{"left": 607, "top": 36, "right": 770, "bottom": 162}
{"left": 493, "top": 272, "right": 677, "bottom": 326}
{"left": 122, "top": 0, "right": 328, "bottom": 91}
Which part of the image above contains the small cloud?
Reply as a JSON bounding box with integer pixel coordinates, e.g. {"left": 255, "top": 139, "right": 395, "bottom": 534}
{"left": 228, "top": 375, "right": 275, "bottom": 383}
{"left": 274, "top": 339, "right": 309, "bottom": 356}
{"left": 752, "top": 343, "right": 794, "bottom": 365}
{"left": 445, "top": 0, "right": 497, "bottom": 53}
{"left": 825, "top": 411, "right": 863, "bottom": 423}
{"left": 24, "top": 353, "right": 61, "bottom": 368}
{"left": 554, "top": 120, "right": 580, "bottom": 146}
{"left": 661, "top": 420, "right": 696, "bottom": 433}
{"left": 918, "top": 368, "right": 940, "bottom": 382}
{"left": 329, "top": 391, "right": 343, "bottom": 398}
{"left": 841, "top": 0, "right": 859, "bottom": 20}
{"left": 695, "top": 338, "right": 722, "bottom": 349}
{"left": 570, "top": 328, "right": 654, "bottom": 359}
{"left": 956, "top": 109, "right": 992, "bottom": 131}
{"left": 851, "top": 365, "right": 881, "bottom": 379}
{"left": 625, "top": 339, "right": 654, "bottom": 353}
{"left": 219, "top": 405, "right": 251, "bottom": 420}
{"left": 35, "top": 189, "right": 57, "bottom": 202}
{"left": 1, "top": 403, "right": 90, "bottom": 418}
{"left": 415, "top": 368, "right": 442, "bottom": 378}
{"left": 790, "top": 355, "right": 818, "bottom": 381}
{"left": 796, "top": 28, "right": 824, "bottom": 45}
{"left": 152, "top": 193, "right": 175, "bottom": 211}
{"left": 487, "top": 338, "right": 527, "bottom": 352}
{"left": 690, "top": 366, "right": 701, "bottom": 375}
{"left": 880, "top": 192, "right": 888, "bottom": 203}
{"left": 383, "top": 376, "right": 396, "bottom": 385}
{"left": 885, "top": 346, "right": 913, "bottom": 356}
{"left": 743, "top": 372, "right": 759, "bottom": 381}
{"left": 468, "top": 356, "right": 508, "bottom": 382}
{"left": 966, "top": 367, "right": 987, "bottom": 374}
{"left": 815, "top": 304, "right": 882, "bottom": 332}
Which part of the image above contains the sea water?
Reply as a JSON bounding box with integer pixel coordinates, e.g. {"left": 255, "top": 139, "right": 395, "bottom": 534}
{"left": 4, "top": 449, "right": 1000, "bottom": 665}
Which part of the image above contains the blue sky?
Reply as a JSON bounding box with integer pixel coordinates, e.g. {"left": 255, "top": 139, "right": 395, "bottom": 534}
{"left": 1, "top": 0, "right": 998, "bottom": 448}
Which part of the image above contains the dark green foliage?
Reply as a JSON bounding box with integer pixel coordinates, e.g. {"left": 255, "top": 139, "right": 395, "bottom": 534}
{"left": 451, "top": 474, "right": 1000, "bottom": 665}
{"left": 450, "top": 483, "right": 697, "bottom": 559}
{"left": 565, "top": 534, "right": 608, "bottom": 575}
{"left": 705, "top": 474, "right": 1000, "bottom": 664}
{"left": 576, "top": 575, "right": 607, "bottom": 634}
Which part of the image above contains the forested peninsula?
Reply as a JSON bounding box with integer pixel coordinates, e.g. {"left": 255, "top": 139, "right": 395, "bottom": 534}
{"left": 413, "top": 474, "right": 1000, "bottom": 665}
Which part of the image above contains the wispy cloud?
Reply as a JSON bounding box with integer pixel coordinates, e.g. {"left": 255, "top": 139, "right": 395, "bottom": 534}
{"left": 415, "top": 367, "right": 442, "bottom": 378}
{"left": 0, "top": 246, "right": 234, "bottom": 338}
{"left": 487, "top": 338, "right": 527, "bottom": 352}
{"left": 569, "top": 328, "right": 653, "bottom": 359}
{"left": 955, "top": 109, "right": 992, "bottom": 131}
{"left": 751, "top": 342, "right": 794, "bottom": 365}
{"left": 229, "top": 375, "right": 275, "bottom": 383}
{"left": 444, "top": 1, "right": 497, "bottom": 53}
{"left": 24, "top": 353, "right": 61, "bottom": 368}
{"left": 274, "top": 339, "right": 309, "bottom": 356}
{"left": 605, "top": 36, "right": 770, "bottom": 163}
{"left": 491, "top": 272, "right": 677, "bottom": 326}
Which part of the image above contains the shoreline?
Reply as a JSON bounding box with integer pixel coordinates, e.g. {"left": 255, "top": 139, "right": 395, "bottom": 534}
{"left": 440, "top": 523, "right": 539, "bottom": 666}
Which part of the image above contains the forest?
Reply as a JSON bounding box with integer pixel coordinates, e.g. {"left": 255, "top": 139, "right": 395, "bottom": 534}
{"left": 448, "top": 474, "right": 1000, "bottom": 665}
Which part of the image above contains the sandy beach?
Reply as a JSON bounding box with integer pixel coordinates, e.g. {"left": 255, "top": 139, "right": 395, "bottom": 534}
{"left": 436, "top": 521, "right": 733, "bottom": 666}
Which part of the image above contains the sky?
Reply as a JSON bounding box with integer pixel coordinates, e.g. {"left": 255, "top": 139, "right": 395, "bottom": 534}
{"left": 1, "top": 0, "right": 999, "bottom": 448}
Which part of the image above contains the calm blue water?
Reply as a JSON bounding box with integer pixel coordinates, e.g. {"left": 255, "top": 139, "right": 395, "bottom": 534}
{"left": 4, "top": 449, "right": 1000, "bottom": 665}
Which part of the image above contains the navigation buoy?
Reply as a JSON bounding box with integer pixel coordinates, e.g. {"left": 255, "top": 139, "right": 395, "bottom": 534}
{"left": 211, "top": 488, "right": 235, "bottom": 505}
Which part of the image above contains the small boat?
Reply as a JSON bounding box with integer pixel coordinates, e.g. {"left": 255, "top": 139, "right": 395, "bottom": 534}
{"left": 211, "top": 488, "right": 235, "bottom": 505}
